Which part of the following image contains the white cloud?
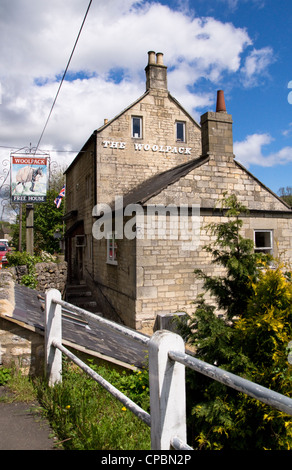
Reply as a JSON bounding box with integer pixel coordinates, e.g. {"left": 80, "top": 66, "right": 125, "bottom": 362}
{"left": 234, "top": 133, "right": 292, "bottom": 167}
{"left": 241, "top": 47, "right": 274, "bottom": 86}
{"left": 0, "top": 0, "right": 274, "bottom": 166}
{"left": 282, "top": 123, "right": 292, "bottom": 137}
{"left": 218, "top": 0, "right": 266, "bottom": 12}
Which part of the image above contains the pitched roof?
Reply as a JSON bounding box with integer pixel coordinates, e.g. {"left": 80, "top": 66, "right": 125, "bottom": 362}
{"left": 112, "top": 155, "right": 209, "bottom": 209}
{"left": 107, "top": 154, "right": 291, "bottom": 213}
{"left": 234, "top": 160, "right": 291, "bottom": 210}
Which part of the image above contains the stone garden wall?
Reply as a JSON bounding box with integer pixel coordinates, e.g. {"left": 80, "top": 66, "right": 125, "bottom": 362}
{"left": 9, "top": 261, "right": 67, "bottom": 294}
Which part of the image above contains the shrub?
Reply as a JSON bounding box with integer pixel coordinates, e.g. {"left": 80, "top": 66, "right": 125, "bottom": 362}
{"left": 175, "top": 195, "right": 292, "bottom": 450}
{"left": 7, "top": 251, "right": 40, "bottom": 289}
{"left": 0, "top": 367, "right": 12, "bottom": 386}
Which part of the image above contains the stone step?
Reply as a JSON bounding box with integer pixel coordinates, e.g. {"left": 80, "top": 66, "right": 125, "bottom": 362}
{"left": 65, "top": 282, "right": 103, "bottom": 315}
{"left": 70, "top": 297, "right": 97, "bottom": 306}
{"left": 66, "top": 283, "right": 90, "bottom": 291}
{"left": 67, "top": 290, "right": 92, "bottom": 298}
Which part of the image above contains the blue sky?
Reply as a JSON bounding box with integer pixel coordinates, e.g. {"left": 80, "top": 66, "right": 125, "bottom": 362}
{"left": 0, "top": 0, "right": 291, "bottom": 197}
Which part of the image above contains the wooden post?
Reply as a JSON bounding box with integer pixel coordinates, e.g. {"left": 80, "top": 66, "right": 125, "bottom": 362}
{"left": 18, "top": 204, "right": 23, "bottom": 252}
{"left": 148, "top": 330, "right": 186, "bottom": 450}
{"left": 45, "top": 289, "right": 62, "bottom": 386}
{"left": 26, "top": 203, "right": 34, "bottom": 255}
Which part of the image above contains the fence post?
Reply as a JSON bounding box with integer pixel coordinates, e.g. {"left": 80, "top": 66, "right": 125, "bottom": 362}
{"left": 45, "top": 288, "right": 62, "bottom": 386}
{"left": 148, "top": 329, "right": 186, "bottom": 450}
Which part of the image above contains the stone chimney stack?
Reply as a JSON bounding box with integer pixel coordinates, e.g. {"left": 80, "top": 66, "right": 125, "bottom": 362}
{"left": 200, "top": 90, "right": 234, "bottom": 160}
{"left": 145, "top": 51, "right": 168, "bottom": 91}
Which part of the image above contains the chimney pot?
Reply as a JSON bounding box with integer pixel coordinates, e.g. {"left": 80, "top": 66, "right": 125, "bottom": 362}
{"left": 148, "top": 51, "right": 156, "bottom": 65}
{"left": 216, "top": 90, "right": 227, "bottom": 113}
{"left": 156, "top": 52, "right": 164, "bottom": 65}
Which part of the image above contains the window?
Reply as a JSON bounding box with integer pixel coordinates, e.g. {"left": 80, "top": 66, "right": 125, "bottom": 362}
{"left": 132, "top": 116, "right": 142, "bottom": 138}
{"left": 254, "top": 230, "right": 273, "bottom": 254}
{"left": 176, "top": 121, "right": 185, "bottom": 142}
{"left": 75, "top": 235, "right": 86, "bottom": 247}
{"left": 107, "top": 233, "right": 118, "bottom": 265}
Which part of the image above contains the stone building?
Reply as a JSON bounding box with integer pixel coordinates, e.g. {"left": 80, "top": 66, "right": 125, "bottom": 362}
{"left": 64, "top": 51, "right": 292, "bottom": 334}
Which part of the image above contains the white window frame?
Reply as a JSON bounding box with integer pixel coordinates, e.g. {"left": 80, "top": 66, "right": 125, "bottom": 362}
{"left": 176, "top": 121, "right": 185, "bottom": 142}
{"left": 107, "top": 232, "right": 118, "bottom": 265}
{"left": 254, "top": 230, "right": 273, "bottom": 254}
{"left": 132, "top": 116, "right": 142, "bottom": 138}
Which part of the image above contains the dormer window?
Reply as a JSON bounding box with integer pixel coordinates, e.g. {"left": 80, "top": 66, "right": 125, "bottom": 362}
{"left": 176, "top": 121, "right": 185, "bottom": 142}
{"left": 132, "top": 116, "right": 142, "bottom": 138}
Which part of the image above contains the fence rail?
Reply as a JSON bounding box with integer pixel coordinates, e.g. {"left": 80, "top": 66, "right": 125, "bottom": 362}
{"left": 45, "top": 288, "right": 292, "bottom": 450}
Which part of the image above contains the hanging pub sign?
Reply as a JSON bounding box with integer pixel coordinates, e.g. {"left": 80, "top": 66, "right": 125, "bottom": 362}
{"left": 10, "top": 154, "right": 49, "bottom": 203}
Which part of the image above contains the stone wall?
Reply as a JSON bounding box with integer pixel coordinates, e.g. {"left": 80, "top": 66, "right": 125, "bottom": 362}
{"left": 0, "top": 316, "right": 45, "bottom": 376}
{"left": 0, "top": 261, "right": 67, "bottom": 376}
{"left": 0, "top": 270, "right": 44, "bottom": 376}
{"left": 0, "top": 262, "right": 67, "bottom": 376}
{"left": 132, "top": 156, "right": 292, "bottom": 332}
{"left": 8, "top": 261, "right": 67, "bottom": 294}
{"left": 95, "top": 89, "right": 202, "bottom": 206}
{"left": 135, "top": 211, "right": 292, "bottom": 333}
{"left": 92, "top": 225, "right": 137, "bottom": 328}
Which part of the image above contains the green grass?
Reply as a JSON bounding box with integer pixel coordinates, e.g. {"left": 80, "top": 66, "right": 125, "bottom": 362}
{"left": 1, "top": 360, "right": 151, "bottom": 450}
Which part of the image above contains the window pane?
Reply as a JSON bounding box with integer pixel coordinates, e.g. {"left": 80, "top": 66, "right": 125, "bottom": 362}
{"left": 176, "top": 122, "right": 185, "bottom": 142}
{"left": 108, "top": 239, "right": 113, "bottom": 260}
{"left": 107, "top": 234, "right": 117, "bottom": 264}
{"left": 254, "top": 230, "right": 272, "bottom": 254}
{"left": 255, "top": 231, "right": 271, "bottom": 248}
{"left": 132, "top": 117, "right": 141, "bottom": 138}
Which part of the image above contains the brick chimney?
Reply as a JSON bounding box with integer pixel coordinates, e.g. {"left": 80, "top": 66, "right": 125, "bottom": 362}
{"left": 145, "top": 51, "right": 168, "bottom": 91}
{"left": 200, "top": 90, "right": 234, "bottom": 160}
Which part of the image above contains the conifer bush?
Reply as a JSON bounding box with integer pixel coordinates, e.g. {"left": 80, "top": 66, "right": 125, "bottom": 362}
{"left": 175, "top": 195, "right": 292, "bottom": 450}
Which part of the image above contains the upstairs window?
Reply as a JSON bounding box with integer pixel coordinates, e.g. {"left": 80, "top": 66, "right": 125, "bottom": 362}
{"left": 254, "top": 230, "right": 273, "bottom": 254}
{"left": 132, "top": 116, "right": 142, "bottom": 138}
{"left": 176, "top": 121, "right": 185, "bottom": 142}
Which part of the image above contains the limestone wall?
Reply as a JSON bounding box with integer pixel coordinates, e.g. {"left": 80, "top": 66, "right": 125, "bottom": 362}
{"left": 0, "top": 270, "right": 44, "bottom": 376}
{"left": 8, "top": 261, "right": 67, "bottom": 294}
{"left": 0, "top": 316, "right": 45, "bottom": 376}
{"left": 135, "top": 211, "right": 292, "bottom": 333}
{"left": 96, "top": 90, "right": 202, "bottom": 206}
{"left": 0, "top": 262, "right": 67, "bottom": 375}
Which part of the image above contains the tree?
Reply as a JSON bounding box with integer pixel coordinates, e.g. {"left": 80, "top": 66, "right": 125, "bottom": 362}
{"left": 33, "top": 188, "right": 65, "bottom": 254}
{"left": 278, "top": 186, "right": 292, "bottom": 207}
{"left": 10, "top": 169, "right": 65, "bottom": 254}
{"left": 193, "top": 194, "right": 268, "bottom": 321}
{"left": 175, "top": 194, "right": 292, "bottom": 450}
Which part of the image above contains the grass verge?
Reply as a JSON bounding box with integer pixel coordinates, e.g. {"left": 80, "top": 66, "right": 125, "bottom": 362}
{"left": 1, "top": 359, "right": 151, "bottom": 450}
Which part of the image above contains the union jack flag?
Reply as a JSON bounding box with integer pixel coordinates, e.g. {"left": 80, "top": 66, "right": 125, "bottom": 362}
{"left": 54, "top": 185, "right": 65, "bottom": 208}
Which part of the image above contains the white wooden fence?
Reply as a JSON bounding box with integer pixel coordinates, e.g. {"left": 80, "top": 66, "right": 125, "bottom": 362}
{"left": 45, "top": 288, "right": 292, "bottom": 450}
